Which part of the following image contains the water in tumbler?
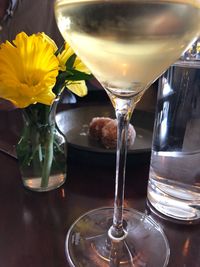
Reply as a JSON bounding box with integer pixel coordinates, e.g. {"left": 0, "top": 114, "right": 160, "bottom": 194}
{"left": 148, "top": 60, "right": 200, "bottom": 222}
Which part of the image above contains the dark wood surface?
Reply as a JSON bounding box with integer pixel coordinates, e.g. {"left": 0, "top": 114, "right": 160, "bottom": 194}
{"left": 0, "top": 100, "right": 200, "bottom": 267}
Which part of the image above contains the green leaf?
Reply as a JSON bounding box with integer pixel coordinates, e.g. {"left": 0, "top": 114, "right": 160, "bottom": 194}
{"left": 54, "top": 43, "right": 65, "bottom": 56}
{"left": 65, "top": 69, "right": 93, "bottom": 81}
{"left": 58, "top": 71, "right": 74, "bottom": 81}
{"left": 65, "top": 54, "right": 77, "bottom": 69}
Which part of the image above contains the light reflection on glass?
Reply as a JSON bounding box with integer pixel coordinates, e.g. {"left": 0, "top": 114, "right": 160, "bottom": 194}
{"left": 183, "top": 238, "right": 190, "bottom": 257}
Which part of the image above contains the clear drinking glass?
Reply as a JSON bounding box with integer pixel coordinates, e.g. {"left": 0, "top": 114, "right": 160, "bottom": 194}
{"left": 54, "top": 0, "right": 200, "bottom": 266}
{"left": 148, "top": 40, "right": 200, "bottom": 222}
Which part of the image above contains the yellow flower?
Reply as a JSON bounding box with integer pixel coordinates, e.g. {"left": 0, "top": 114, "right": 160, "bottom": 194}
{"left": 57, "top": 42, "right": 90, "bottom": 97}
{"left": 0, "top": 32, "right": 59, "bottom": 108}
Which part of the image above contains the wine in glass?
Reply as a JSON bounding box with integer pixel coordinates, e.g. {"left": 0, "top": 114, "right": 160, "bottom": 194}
{"left": 54, "top": 0, "right": 200, "bottom": 266}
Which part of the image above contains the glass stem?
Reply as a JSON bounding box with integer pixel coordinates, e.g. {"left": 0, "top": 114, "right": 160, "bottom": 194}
{"left": 109, "top": 99, "right": 134, "bottom": 240}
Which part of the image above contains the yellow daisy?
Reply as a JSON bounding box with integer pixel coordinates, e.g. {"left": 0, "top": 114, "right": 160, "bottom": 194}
{"left": 0, "top": 32, "right": 59, "bottom": 108}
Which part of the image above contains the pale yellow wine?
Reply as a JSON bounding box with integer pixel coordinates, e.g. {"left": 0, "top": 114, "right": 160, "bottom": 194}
{"left": 55, "top": 0, "right": 200, "bottom": 97}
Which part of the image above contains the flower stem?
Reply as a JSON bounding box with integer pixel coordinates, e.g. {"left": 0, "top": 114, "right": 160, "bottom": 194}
{"left": 40, "top": 124, "right": 55, "bottom": 188}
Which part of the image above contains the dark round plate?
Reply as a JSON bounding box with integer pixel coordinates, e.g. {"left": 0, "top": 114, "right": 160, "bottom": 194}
{"left": 56, "top": 105, "right": 154, "bottom": 166}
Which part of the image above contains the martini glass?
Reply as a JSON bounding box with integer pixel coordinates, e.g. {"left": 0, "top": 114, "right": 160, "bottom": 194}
{"left": 54, "top": 0, "right": 200, "bottom": 266}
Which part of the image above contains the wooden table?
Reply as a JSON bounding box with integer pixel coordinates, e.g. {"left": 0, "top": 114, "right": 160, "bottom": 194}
{"left": 0, "top": 102, "right": 200, "bottom": 267}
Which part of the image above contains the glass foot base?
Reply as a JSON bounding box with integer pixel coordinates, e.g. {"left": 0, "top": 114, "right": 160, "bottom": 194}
{"left": 65, "top": 207, "right": 170, "bottom": 267}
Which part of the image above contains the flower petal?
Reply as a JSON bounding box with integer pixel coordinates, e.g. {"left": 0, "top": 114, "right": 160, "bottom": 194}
{"left": 67, "top": 80, "right": 88, "bottom": 97}
{"left": 0, "top": 32, "right": 59, "bottom": 108}
{"left": 36, "top": 32, "right": 58, "bottom": 52}
{"left": 74, "top": 59, "right": 91, "bottom": 74}
{"left": 57, "top": 42, "right": 90, "bottom": 74}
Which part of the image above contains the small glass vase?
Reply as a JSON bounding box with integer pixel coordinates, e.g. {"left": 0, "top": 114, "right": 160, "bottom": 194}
{"left": 16, "top": 97, "right": 66, "bottom": 192}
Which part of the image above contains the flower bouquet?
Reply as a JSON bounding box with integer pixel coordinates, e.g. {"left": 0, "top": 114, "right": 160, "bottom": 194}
{"left": 0, "top": 32, "right": 91, "bottom": 191}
